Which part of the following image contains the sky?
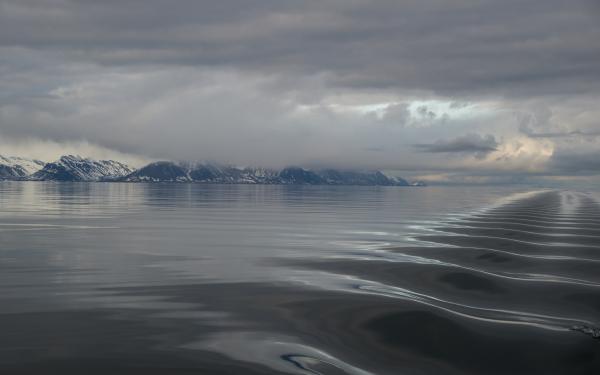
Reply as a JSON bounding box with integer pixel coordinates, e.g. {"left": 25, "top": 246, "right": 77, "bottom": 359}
{"left": 0, "top": 0, "right": 599, "bottom": 183}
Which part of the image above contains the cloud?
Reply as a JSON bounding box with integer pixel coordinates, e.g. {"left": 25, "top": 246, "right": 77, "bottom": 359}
{"left": 0, "top": 136, "right": 148, "bottom": 167}
{"left": 414, "top": 134, "right": 499, "bottom": 156}
{"left": 0, "top": 0, "right": 599, "bottom": 182}
{"left": 547, "top": 150, "right": 600, "bottom": 173}
{"left": 0, "top": 0, "right": 598, "bottom": 97}
{"left": 520, "top": 125, "right": 600, "bottom": 139}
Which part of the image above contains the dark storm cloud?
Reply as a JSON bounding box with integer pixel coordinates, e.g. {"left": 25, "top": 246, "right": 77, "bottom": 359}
{"left": 415, "top": 134, "right": 499, "bottom": 155}
{"left": 547, "top": 150, "right": 600, "bottom": 173}
{"left": 1, "top": 0, "right": 599, "bottom": 96}
{"left": 519, "top": 125, "right": 600, "bottom": 139}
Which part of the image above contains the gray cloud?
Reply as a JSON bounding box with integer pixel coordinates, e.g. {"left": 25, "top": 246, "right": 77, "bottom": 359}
{"left": 0, "top": 0, "right": 598, "bottom": 97}
{"left": 547, "top": 150, "right": 600, "bottom": 174}
{"left": 520, "top": 124, "right": 600, "bottom": 139}
{"left": 0, "top": 0, "right": 599, "bottom": 181}
{"left": 414, "top": 134, "right": 499, "bottom": 156}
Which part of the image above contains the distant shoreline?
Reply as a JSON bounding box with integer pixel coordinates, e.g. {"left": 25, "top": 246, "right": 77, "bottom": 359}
{"left": 0, "top": 179, "right": 426, "bottom": 187}
{"left": 2, "top": 155, "right": 426, "bottom": 186}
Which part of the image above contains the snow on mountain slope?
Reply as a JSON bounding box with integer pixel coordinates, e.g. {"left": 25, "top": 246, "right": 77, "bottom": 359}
{"left": 121, "top": 161, "right": 412, "bottom": 186}
{"left": 121, "top": 161, "right": 191, "bottom": 182}
{"left": 0, "top": 156, "right": 46, "bottom": 179}
{"left": 31, "top": 155, "right": 134, "bottom": 181}
{"left": 0, "top": 154, "right": 417, "bottom": 185}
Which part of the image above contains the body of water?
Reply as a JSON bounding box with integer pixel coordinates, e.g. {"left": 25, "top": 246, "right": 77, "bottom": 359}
{"left": 0, "top": 182, "right": 599, "bottom": 374}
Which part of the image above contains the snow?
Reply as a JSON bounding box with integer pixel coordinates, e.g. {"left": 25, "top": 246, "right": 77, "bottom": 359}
{"left": 0, "top": 155, "right": 46, "bottom": 175}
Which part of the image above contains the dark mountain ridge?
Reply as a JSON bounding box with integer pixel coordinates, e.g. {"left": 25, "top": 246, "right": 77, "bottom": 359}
{"left": 122, "top": 161, "right": 414, "bottom": 186}
{"left": 0, "top": 155, "right": 423, "bottom": 186}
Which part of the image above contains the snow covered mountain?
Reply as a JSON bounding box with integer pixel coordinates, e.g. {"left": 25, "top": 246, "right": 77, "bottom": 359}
{"left": 119, "top": 161, "right": 190, "bottom": 182}
{"left": 0, "top": 155, "right": 417, "bottom": 185}
{"left": 31, "top": 155, "right": 134, "bottom": 181}
{"left": 0, "top": 156, "right": 46, "bottom": 179}
{"left": 121, "top": 162, "right": 279, "bottom": 183}
{"left": 121, "top": 161, "right": 411, "bottom": 186}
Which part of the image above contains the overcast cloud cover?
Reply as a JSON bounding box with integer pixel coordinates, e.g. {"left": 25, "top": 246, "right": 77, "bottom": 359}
{"left": 1, "top": 0, "right": 599, "bottom": 183}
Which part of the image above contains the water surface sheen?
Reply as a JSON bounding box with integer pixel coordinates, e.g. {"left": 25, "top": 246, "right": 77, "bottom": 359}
{"left": 0, "top": 182, "right": 599, "bottom": 374}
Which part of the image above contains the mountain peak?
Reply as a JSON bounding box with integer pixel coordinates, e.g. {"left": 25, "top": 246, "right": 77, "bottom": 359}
{"left": 60, "top": 154, "right": 87, "bottom": 162}
{"left": 31, "top": 155, "right": 134, "bottom": 181}
{"left": 122, "top": 161, "right": 190, "bottom": 182}
{"left": 0, "top": 155, "right": 46, "bottom": 179}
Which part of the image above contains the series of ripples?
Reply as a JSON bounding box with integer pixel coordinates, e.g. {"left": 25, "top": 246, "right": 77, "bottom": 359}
{"left": 0, "top": 183, "right": 598, "bottom": 374}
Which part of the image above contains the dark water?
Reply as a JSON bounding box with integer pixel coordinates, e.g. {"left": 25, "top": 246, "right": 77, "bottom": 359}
{"left": 0, "top": 182, "right": 599, "bottom": 374}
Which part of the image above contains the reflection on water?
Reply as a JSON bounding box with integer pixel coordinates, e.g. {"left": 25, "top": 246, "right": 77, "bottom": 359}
{"left": 0, "top": 182, "right": 599, "bottom": 374}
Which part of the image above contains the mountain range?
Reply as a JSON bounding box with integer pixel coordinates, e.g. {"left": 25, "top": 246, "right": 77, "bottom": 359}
{"left": 0, "top": 155, "right": 424, "bottom": 186}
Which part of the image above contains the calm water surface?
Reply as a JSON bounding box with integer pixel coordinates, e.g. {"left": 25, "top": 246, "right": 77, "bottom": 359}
{"left": 0, "top": 182, "right": 599, "bottom": 374}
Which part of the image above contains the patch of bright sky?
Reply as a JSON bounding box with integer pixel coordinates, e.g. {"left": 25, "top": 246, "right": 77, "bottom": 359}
{"left": 407, "top": 100, "right": 478, "bottom": 118}
{"left": 294, "top": 99, "right": 497, "bottom": 124}
{"left": 341, "top": 100, "right": 489, "bottom": 119}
